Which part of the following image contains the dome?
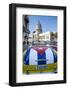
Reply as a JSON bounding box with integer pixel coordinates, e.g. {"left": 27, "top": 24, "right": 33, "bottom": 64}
{"left": 35, "top": 21, "right": 42, "bottom": 33}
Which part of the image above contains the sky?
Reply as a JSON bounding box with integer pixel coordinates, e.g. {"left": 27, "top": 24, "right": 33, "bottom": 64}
{"left": 28, "top": 15, "right": 57, "bottom": 34}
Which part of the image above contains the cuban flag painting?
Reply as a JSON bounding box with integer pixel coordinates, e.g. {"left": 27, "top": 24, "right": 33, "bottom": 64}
{"left": 23, "top": 46, "right": 57, "bottom": 74}
{"left": 24, "top": 46, "right": 57, "bottom": 65}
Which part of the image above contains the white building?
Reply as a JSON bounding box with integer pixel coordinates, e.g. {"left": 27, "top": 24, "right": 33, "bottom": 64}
{"left": 33, "top": 21, "right": 57, "bottom": 42}
{"left": 39, "top": 32, "right": 57, "bottom": 41}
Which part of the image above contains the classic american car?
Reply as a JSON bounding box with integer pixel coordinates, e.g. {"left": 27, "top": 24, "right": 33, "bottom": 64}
{"left": 23, "top": 41, "right": 57, "bottom": 74}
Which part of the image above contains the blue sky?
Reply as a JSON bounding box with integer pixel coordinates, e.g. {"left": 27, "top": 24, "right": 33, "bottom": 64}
{"left": 28, "top": 15, "right": 57, "bottom": 34}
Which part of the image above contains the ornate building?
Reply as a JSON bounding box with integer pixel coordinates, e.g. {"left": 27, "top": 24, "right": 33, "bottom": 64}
{"left": 33, "top": 21, "right": 42, "bottom": 41}
{"left": 33, "top": 21, "right": 57, "bottom": 42}
{"left": 35, "top": 21, "right": 42, "bottom": 33}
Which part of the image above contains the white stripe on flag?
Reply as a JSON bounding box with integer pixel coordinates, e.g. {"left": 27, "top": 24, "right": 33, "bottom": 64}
{"left": 45, "top": 48, "right": 54, "bottom": 64}
{"left": 29, "top": 48, "right": 37, "bottom": 65}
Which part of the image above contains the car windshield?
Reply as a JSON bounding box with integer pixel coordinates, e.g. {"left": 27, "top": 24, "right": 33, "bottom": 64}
{"left": 32, "top": 41, "right": 57, "bottom": 46}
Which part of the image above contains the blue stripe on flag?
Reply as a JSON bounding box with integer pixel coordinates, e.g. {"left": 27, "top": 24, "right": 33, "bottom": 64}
{"left": 38, "top": 52, "right": 46, "bottom": 65}
{"left": 24, "top": 48, "right": 31, "bottom": 65}
{"left": 51, "top": 48, "right": 57, "bottom": 63}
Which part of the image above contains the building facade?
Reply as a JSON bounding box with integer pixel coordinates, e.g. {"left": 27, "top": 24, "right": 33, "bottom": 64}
{"left": 23, "top": 15, "right": 30, "bottom": 48}
{"left": 39, "top": 32, "right": 57, "bottom": 41}
{"left": 33, "top": 21, "right": 57, "bottom": 42}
